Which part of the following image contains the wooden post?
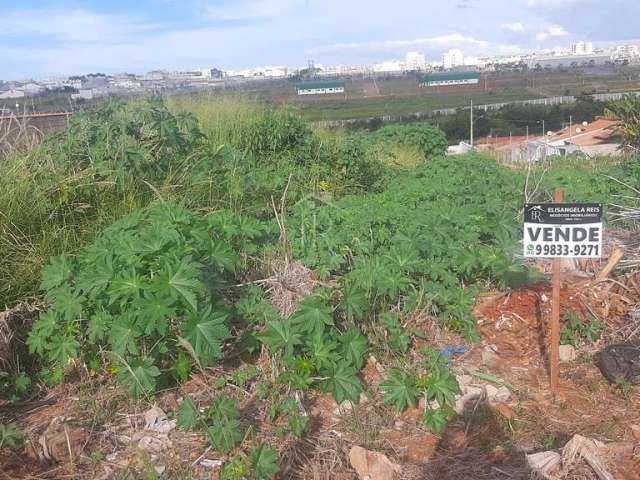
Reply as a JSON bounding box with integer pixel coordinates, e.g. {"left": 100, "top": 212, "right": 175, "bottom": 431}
{"left": 550, "top": 188, "right": 563, "bottom": 392}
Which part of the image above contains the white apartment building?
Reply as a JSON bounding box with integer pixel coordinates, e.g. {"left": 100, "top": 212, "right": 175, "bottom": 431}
{"left": 443, "top": 49, "right": 464, "bottom": 69}
{"left": 372, "top": 61, "right": 404, "bottom": 73}
{"left": 571, "top": 41, "right": 594, "bottom": 55}
{"left": 614, "top": 44, "right": 640, "bottom": 59}
{"left": 405, "top": 52, "right": 426, "bottom": 71}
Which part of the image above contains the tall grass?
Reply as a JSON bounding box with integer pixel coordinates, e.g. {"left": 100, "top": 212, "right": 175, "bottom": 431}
{"left": 166, "top": 93, "right": 266, "bottom": 147}
{"left": 0, "top": 151, "right": 147, "bottom": 306}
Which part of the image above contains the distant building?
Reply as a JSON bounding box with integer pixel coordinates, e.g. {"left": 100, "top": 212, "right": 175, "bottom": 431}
{"left": 23, "top": 83, "right": 45, "bottom": 96}
{"left": 372, "top": 61, "right": 404, "bottom": 73}
{"left": 420, "top": 71, "right": 480, "bottom": 87}
{"left": 571, "top": 41, "right": 594, "bottom": 55}
{"left": 0, "top": 89, "right": 25, "bottom": 100}
{"left": 613, "top": 44, "right": 640, "bottom": 60}
{"left": 71, "top": 89, "right": 95, "bottom": 101}
{"left": 527, "top": 54, "right": 610, "bottom": 69}
{"left": 485, "top": 118, "right": 622, "bottom": 162}
{"left": 443, "top": 49, "right": 464, "bottom": 69}
{"left": 296, "top": 81, "right": 345, "bottom": 95}
{"left": 405, "top": 52, "right": 426, "bottom": 71}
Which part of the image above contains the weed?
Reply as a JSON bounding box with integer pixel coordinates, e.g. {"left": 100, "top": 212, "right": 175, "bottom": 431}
{"left": 560, "top": 312, "right": 605, "bottom": 347}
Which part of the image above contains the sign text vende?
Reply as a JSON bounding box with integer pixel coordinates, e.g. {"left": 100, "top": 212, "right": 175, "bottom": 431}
{"left": 523, "top": 203, "right": 603, "bottom": 259}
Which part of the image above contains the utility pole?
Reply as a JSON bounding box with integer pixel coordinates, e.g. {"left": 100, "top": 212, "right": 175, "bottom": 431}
{"left": 526, "top": 125, "right": 529, "bottom": 142}
{"left": 569, "top": 115, "right": 573, "bottom": 141}
{"left": 470, "top": 100, "right": 474, "bottom": 148}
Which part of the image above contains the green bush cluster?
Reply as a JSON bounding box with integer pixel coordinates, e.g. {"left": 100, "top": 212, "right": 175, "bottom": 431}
{"left": 288, "top": 155, "right": 530, "bottom": 338}
{"left": 27, "top": 202, "right": 268, "bottom": 393}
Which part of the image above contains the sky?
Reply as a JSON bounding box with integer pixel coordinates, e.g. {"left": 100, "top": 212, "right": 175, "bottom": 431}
{"left": 1, "top": 0, "right": 638, "bottom": 79}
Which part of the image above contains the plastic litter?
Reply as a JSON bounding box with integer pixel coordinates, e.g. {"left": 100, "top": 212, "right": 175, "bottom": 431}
{"left": 439, "top": 345, "right": 468, "bottom": 358}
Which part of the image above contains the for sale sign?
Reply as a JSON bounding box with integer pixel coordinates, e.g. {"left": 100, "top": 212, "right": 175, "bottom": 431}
{"left": 523, "top": 203, "right": 603, "bottom": 258}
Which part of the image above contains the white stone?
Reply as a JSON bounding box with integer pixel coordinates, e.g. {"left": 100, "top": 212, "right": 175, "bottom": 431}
{"left": 559, "top": 344, "right": 577, "bottom": 362}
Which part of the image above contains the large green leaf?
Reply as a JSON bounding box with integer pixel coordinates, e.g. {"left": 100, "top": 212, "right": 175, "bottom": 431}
{"left": 48, "top": 285, "right": 85, "bottom": 322}
{"left": 40, "top": 256, "right": 73, "bottom": 292}
{"left": 176, "top": 396, "right": 199, "bottom": 431}
{"left": 380, "top": 369, "right": 419, "bottom": 411}
{"left": 116, "top": 356, "right": 161, "bottom": 397}
{"left": 321, "top": 361, "right": 363, "bottom": 404}
{"left": 180, "top": 306, "right": 229, "bottom": 366}
{"left": 258, "top": 319, "right": 302, "bottom": 358}
{"left": 109, "top": 316, "right": 141, "bottom": 356}
{"left": 206, "top": 419, "right": 242, "bottom": 453}
{"left": 291, "top": 296, "right": 334, "bottom": 336}
{"left": 153, "top": 257, "right": 203, "bottom": 311}
{"left": 338, "top": 327, "right": 368, "bottom": 370}
{"left": 250, "top": 443, "right": 279, "bottom": 480}
{"left": 48, "top": 333, "right": 80, "bottom": 365}
{"left": 306, "top": 332, "right": 337, "bottom": 373}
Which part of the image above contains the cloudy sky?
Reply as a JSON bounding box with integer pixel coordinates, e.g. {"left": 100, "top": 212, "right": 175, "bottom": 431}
{"left": 1, "top": 0, "right": 638, "bottom": 79}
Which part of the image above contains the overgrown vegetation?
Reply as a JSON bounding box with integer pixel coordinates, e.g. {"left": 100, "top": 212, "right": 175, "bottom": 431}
{"left": 1, "top": 94, "right": 639, "bottom": 478}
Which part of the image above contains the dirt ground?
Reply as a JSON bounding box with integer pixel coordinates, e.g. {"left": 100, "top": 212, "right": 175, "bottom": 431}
{"left": 2, "top": 267, "right": 639, "bottom": 479}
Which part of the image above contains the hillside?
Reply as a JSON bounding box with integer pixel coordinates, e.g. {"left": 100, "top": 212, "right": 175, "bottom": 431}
{"left": 0, "top": 97, "right": 639, "bottom": 480}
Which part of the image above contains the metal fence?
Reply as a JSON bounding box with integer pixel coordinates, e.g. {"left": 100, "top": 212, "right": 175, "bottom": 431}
{"left": 312, "top": 91, "right": 640, "bottom": 129}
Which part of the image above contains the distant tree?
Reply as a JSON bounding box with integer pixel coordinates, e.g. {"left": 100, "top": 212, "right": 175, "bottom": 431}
{"left": 606, "top": 94, "right": 640, "bottom": 150}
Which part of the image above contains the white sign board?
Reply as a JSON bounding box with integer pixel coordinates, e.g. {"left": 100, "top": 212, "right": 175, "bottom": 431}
{"left": 524, "top": 203, "right": 603, "bottom": 258}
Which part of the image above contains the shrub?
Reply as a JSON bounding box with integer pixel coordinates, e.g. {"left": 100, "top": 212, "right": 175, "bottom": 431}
{"left": 371, "top": 123, "right": 448, "bottom": 159}
{"left": 27, "top": 202, "right": 267, "bottom": 393}
{"left": 240, "top": 107, "right": 312, "bottom": 158}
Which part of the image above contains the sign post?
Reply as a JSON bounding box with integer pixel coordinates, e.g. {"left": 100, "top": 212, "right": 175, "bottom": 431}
{"left": 550, "top": 188, "right": 563, "bottom": 391}
{"left": 523, "top": 191, "right": 603, "bottom": 391}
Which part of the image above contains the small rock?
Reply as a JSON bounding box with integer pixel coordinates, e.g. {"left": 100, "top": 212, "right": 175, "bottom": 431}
{"left": 559, "top": 344, "right": 576, "bottom": 362}
{"left": 456, "top": 374, "right": 473, "bottom": 386}
{"left": 138, "top": 435, "right": 171, "bottom": 454}
{"left": 144, "top": 406, "right": 176, "bottom": 434}
{"left": 333, "top": 401, "right": 355, "bottom": 416}
{"left": 349, "top": 446, "right": 401, "bottom": 480}
{"left": 631, "top": 425, "right": 640, "bottom": 441}
{"left": 401, "top": 434, "right": 438, "bottom": 464}
{"left": 491, "top": 386, "right": 512, "bottom": 405}
{"left": 494, "top": 403, "right": 516, "bottom": 420}
{"left": 200, "top": 459, "right": 224, "bottom": 468}
{"left": 481, "top": 345, "right": 499, "bottom": 368}
{"left": 38, "top": 419, "right": 87, "bottom": 462}
{"left": 526, "top": 451, "right": 561, "bottom": 477}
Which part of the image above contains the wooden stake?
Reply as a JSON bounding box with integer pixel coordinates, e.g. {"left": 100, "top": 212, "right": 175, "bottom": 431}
{"left": 550, "top": 188, "right": 563, "bottom": 392}
{"left": 595, "top": 248, "right": 624, "bottom": 280}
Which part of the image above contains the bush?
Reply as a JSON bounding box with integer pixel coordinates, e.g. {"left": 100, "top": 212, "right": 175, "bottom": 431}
{"left": 27, "top": 202, "right": 268, "bottom": 393}
{"left": 370, "top": 123, "right": 448, "bottom": 159}
{"left": 240, "top": 107, "right": 312, "bottom": 158}
{"left": 288, "top": 155, "right": 526, "bottom": 338}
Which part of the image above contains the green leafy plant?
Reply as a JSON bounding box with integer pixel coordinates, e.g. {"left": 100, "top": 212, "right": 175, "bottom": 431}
{"left": 205, "top": 396, "right": 244, "bottom": 452}
{"left": 289, "top": 155, "right": 528, "bottom": 339}
{"left": 560, "top": 312, "right": 605, "bottom": 347}
{"left": 249, "top": 443, "right": 279, "bottom": 480}
{"left": 380, "top": 349, "right": 460, "bottom": 433}
{"left": 0, "top": 423, "right": 23, "bottom": 450}
{"left": 257, "top": 293, "right": 367, "bottom": 405}
{"left": 28, "top": 203, "right": 266, "bottom": 395}
{"left": 177, "top": 395, "right": 245, "bottom": 453}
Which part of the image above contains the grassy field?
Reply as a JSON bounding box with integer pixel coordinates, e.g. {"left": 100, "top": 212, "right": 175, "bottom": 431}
{"left": 273, "top": 67, "right": 640, "bottom": 121}
{"left": 293, "top": 88, "right": 542, "bottom": 121}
